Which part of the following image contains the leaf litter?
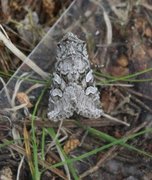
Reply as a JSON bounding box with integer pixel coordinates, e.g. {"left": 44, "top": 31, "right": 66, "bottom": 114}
{"left": 0, "top": 0, "right": 152, "bottom": 179}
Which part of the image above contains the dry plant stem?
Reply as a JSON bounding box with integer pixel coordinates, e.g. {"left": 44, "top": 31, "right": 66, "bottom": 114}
{"left": 13, "top": 118, "right": 121, "bottom": 129}
{"left": 92, "top": 0, "right": 112, "bottom": 45}
{"left": 48, "top": 120, "right": 71, "bottom": 180}
{"left": 11, "top": 73, "right": 29, "bottom": 107}
{"left": 80, "top": 147, "right": 119, "bottom": 178}
{"left": 130, "top": 96, "right": 152, "bottom": 114}
{"left": 50, "top": 119, "right": 64, "bottom": 147}
{"left": 0, "top": 26, "right": 49, "bottom": 79}
{"left": 102, "top": 113, "right": 130, "bottom": 126}
{"left": 2, "top": 140, "right": 67, "bottom": 180}
{"left": 16, "top": 156, "right": 25, "bottom": 180}
{"left": 25, "top": 84, "right": 45, "bottom": 94}
{"left": 103, "top": 10, "right": 112, "bottom": 45}
{"left": 96, "top": 83, "right": 134, "bottom": 87}
{"left": 4, "top": 104, "right": 27, "bottom": 112}
{"left": 92, "top": 1, "right": 112, "bottom": 65}
{"left": 0, "top": 77, "right": 11, "bottom": 105}
{"left": 80, "top": 120, "right": 149, "bottom": 178}
{"left": 139, "top": 1, "right": 152, "bottom": 10}
{"left": 56, "top": 140, "right": 71, "bottom": 180}
{"left": 125, "top": 87, "right": 152, "bottom": 101}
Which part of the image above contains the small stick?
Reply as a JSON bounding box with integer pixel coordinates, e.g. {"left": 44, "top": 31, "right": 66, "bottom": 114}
{"left": 125, "top": 87, "right": 152, "bottom": 101}
{"left": 102, "top": 113, "right": 130, "bottom": 127}
{"left": 80, "top": 121, "right": 149, "bottom": 178}
{"left": 130, "top": 96, "right": 152, "bottom": 114}
{"left": 0, "top": 25, "right": 49, "bottom": 79}
{"left": 2, "top": 139, "right": 67, "bottom": 180}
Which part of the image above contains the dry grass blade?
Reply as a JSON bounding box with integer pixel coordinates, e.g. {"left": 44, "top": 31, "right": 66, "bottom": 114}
{"left": 14, "top": 118, "right": 121, "bottom": 128}
{"left": 125, "top": 87, "right": 152, "bottom": 101}
{"left": 16, "top": 156, "right": 25, "bottom": 180}
{"left": 23, "top": 123, "right": 34, "bottom": 177}
{"left": 0, "top": 25, "right": 49, "bottom": 79}
{"left": 103, "top": 10, "right": 112, "bottom": 45}
{"left": 16, "top": 92, "right": 33, "bottom": 108}
{"left": 102, "top": 113, "right": 130, "bottom": 126}
{"left": 64, "top": 139, "right": 80, "bottom": 154}
{"left": 0, "top": 77, "right": 11, "bottom": 105}
{"left": 2, "top": 139, "right": 67, "bottom": 179}
{"left": 80, "top": 121, "right": 149, "bottom": 178}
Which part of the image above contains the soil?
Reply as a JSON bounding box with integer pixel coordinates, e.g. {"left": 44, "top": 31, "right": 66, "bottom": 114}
{"left": 0, "top": 0, "right": 152, "bottom": 180}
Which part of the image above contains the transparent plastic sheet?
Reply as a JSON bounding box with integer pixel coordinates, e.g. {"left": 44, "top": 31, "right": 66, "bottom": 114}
{"left": 0, "top": 0, "right": 111, "bottom": 116}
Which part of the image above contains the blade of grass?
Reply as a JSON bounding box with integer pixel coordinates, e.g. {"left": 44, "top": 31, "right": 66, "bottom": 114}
{"left": 51, "top": 127, "right": 152, "bottom": 168}
{"left": 0, "top": 140, "right": 15, "bottom": 148}
{"left": 0, "top": 26, "right": 49, "bottom": 79}
{"left": 47, "top": 128, "right": 79, "bottom": 180}
{"left": 104, "top": 78, "right": 152, "bottom": 83}
{"left": 0, "top": 70, "right": 49, "bottom": 84}
{"left": 23, "top": 123, "right": 34, "bottom": 177}
{"left": 87, "top": 127, "right": 152, "bottom": 157}
{"left": 41, "top": 128, "right": 46, "bottom": 161}
{"left": 31, "top": 85, "right": 48, "bottom": 180}
{"left": 94, "top": 67, "right": 152, "bottom": 83}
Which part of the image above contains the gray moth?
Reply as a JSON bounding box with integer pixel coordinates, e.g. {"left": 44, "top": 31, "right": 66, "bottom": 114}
{"left": 48, "top": 32, "right": 103, "bottom": 121}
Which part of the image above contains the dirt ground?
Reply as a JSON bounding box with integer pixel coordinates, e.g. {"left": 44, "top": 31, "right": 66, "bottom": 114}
{"left": 0, "top": 0, "right": 152, "bottom": 180}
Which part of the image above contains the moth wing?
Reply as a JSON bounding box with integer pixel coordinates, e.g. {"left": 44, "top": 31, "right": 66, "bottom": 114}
{"left": 48, "top": 89, "right": 73, "bottom": 121}
{"left": 76, "top": 86, "right": 103, "bottom": 118}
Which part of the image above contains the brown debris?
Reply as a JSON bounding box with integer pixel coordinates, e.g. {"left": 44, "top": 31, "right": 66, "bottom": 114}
{"left": 108, "top": 65, "right": 129, "bottom": 77}
{"left": 64, "top": 139, "right": 80, "bottom": 154}
{"left": 0, "top": 166, "right": 13, "bottom": 180}
{"left": 117, "top": 54, "right": 128, "bottom": 67}
{"left": 0, "top": 0, "right": 152, "bottom": 179}
{"left": 16, "top": 92, "right": 33, "bottom": 108}
{"left": 101, "top": 87, "right": 118, "bottom": 113}
{"left": 42, "top": 0, "right": 55, "bottom": 16}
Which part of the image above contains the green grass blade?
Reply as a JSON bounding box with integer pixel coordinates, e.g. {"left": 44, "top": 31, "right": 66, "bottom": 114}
{"left": 41, "top": 128, "right": 46, "bottom": 160}
{"left": 94, "top": 67, "right": 152, "bottom": 84}
{"left": 47, "top": 128, "right": 79, "bottom": 180}
{"left": 87, "top": 127, "right": 152, "bottom": 158}
{"left": 31, "top": 86, "right": 47, "bottom": 180}
{"left": 0, "top": 70, "right": 49, "bottom": 84}
{"left": 51, "top": 127, "right": 152, "bottom": 168}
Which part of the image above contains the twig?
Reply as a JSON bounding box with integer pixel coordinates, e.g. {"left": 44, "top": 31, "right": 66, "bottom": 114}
{"left": 0, "top": 25, "right": 49, "bottom": 79}
{"left": 25, "top": 84, "right": 45, "bottom": 94}
{"left": 0, "top": 77, "right": 11, "bottom": 105}
{"left": 125, "top": 87, "right": 152, "bottom": 101}
{"left": 103, "top": 9, "right": 112, "bottom": 45}
{"left": 80, "top": 120, "right": 149, "bottom": 178}
{"left": 16, "top": 156, "right": 25, "bottom": 180}
{"left": 96, "top": 82, "right": 134, "bottom": 87}
{"left": 130, "top": 95, "right": 152, "bottom": 114}
{"left": 56, "top": 139, "right": 71, "bottom": 180}
{"left": 13, "top": 118, "right": 124, "bottom": 129}
{"left": 2, "top": 140, "right": 67, "bottom": 180}
{"left": 102, "top": 113, "right": 130, "bottom": 126}
{"left": 139, "top": 2, "right": 152, "bottom": 11}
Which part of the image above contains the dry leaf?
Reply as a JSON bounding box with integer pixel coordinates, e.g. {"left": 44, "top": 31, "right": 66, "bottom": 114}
{"left": 46, "top": 154, "right": 57, "bottom": 164}
{"left": 23, "top": 124, "right": 34, "bottom": 177}
{"left": 144, "top": 27, "right": 152, "bottom": 38}
{"left": 43, "top": 0, "right": 55, "bottom": 16}
{"left": 64, "top": 139, "right": 80, "bottom": 154}
{"left": 117, "top": 54, "right": 128, "bottom": 67}
{"left": 16, "top": 92, "right": 33, "bottom": 108}
{"left": 0, "top": 166, "right": 13, "bottom": 180}
{"left": 108, "top": 66, "right": 129, "bottom": 77}
{"left": 101, "top": 88, "right": 118, "bottom": 113}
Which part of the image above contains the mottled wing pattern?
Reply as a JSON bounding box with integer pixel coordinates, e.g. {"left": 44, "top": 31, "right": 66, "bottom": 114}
{"left": 48, "top": 32, "right": 103, "bottom": 121}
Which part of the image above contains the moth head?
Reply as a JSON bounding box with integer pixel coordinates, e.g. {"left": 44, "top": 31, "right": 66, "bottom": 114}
{"left": 56, "top": 32, "right": 88, "bottom": 60}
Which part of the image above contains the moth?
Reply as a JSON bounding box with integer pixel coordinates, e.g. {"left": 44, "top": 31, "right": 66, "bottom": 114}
{"left": 48, "top": 32, "right": 103, "bottom": 121}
